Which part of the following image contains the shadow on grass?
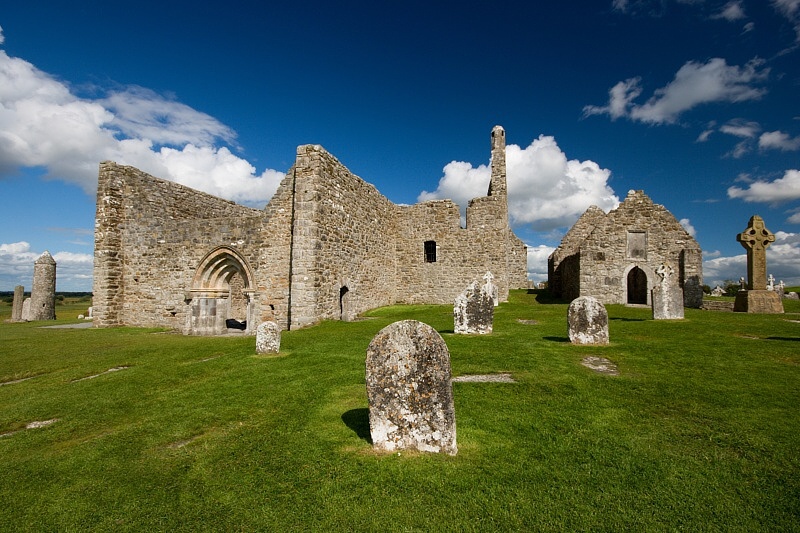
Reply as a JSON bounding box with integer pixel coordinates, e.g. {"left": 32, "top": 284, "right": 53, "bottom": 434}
{"left": 342, "top": 408, "right": 372, "bottom": 444}
{"left": 767, "top": 337, "right": 800, "bottom": 342}
{"left": 610, "top": 317, "right": 647, "bottom": 322}
{"left": 543, "top": 336, "right": 570, "bottom": 343}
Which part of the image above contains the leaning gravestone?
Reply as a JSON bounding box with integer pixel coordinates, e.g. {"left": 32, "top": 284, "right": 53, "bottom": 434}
{"left": 651, "top": 261, "right": 684, "bottom": 320}
{"left": 255, "top": 321, "right": 280, "bottom": 354}
{"left": 11, "top": 285, "right": 24, "bottom": 322}
{"left": 568, "top": 296, "right": 609, "bottom": 345}
{"left": 365, "top": 320, "right": 457, "bottom": 455}
{"left": 454, "top": 280, "right": 494, "bottom": 334}
{"left": 734, "top": 215, "right": 783, "bottom": 314}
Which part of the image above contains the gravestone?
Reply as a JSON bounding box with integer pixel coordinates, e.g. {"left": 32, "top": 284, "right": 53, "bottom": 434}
{"left": 651, "top": 261, "right": 684, "bottom": 320}
{"left": 11, "top": 285, "right": 24, "bottom": 322}
{"left": 734, "top": 215, "right": 783, "bottom": 313}
{"left": 30, "top": 251, "right": 56, "bottom": 321}
{"left": 454, "top": 280, "right": 494, "bottom": 334}
{"left": 21, "top": 298, "right": 32, "bottom": 321}
{"left": 568, "top": 296, "right": 609, "bottom": 345}
{"left": 255, "top": 321, "right": 281, "bottom": 354}
{"left": 365, "top": 320, "right": 457, "bottom": 455}
{"left": 710, "top": 285, "right": 724, "bottom": 297}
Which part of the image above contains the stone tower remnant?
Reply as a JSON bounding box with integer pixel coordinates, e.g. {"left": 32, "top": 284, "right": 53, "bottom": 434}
{"left": 734, "top": 215, "right": 783, "bottom": 314}
{"left": 365, "top": 320, "right": 457, "bottom": 455}
{"left": 30, "top": 251, "right": 56, "bottom": 321}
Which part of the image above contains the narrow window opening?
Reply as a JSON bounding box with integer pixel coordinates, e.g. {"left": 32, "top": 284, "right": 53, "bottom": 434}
{"left": 424, "top": 240, "right": 437, "bottom": 263}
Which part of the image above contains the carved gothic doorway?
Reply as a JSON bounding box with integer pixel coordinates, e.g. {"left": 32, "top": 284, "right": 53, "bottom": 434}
{"left": 627, "top": 267, "right": 648, "bottom": 304}
{"left": 189, "top": 247, "right": 255, "bottom": 335}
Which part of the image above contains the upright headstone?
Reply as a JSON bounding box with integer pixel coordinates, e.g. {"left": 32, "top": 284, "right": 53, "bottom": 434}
{"left": 255, "top": 321, "right": 281, "bottom": 354}
{"left": 568, "top": 296, "right": 609, "bottom": 345}
{"left": 11, "top": 285, "right": 24, "bottom": 322}
{"left": 710, "top": 285, "right": 724, "bottom": 297}
{"left": 365, "top": 320, "right": 457, "bottom": 455}
{"left": 734, "top": 215, "right": 783, "bottom": 313}
{"left": 30, "top": 251, "right": 57, "bottom": 321}
{"left": 454, "top": 280, "right": 494, "bottom": 335}
{"left": 651, "top": 261, "right": 684, "bottom": 320}
{"left": 21, "top": 298, "right": 32, "bottom": 321}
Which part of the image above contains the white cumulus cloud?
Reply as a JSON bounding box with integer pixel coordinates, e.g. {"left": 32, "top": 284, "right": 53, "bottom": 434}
{"left": 703, "top": 231, "right": 800, "bottom": 286}
{"left": 418, "top": 135, "right": 619, "bottom": 232}
{"left": 759, "top": 130, "right": 800, "bottom": 151}
{"left": 583, "top": 58, "right": 769, "bottom": 125}
{"left": 0, "top": 45, "right": 283, "bottom": 206}
{"left": 679, "top": 218, "right": 697, "bottom": 237}
{"left": 727, "top": 169, "right": 800, "bottom": 203}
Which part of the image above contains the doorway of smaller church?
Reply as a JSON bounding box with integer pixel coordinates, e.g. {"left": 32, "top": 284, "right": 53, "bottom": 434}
{"left": 627, "top": 267, "right": 648, "bottom": 304}
{"left": 339, "top": 286, "right": 351, "bottom": 321}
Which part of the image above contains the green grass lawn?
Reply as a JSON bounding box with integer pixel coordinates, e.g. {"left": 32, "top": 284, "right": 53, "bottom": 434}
{"left": 1, "top": 292, "right": 799, "bottom": 531}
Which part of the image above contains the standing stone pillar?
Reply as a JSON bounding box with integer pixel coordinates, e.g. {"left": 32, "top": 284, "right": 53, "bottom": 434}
{"left": 30, "top": 251, "right": 57, "bottom": 321}
{"left": 734, "top": 216, "right": 783, "bottom": 314}
{"left": 255, "top": 321, "right": 281, "bottom": 354}
{"left": 11, "top": 285, "right": 24, "bottom": 322}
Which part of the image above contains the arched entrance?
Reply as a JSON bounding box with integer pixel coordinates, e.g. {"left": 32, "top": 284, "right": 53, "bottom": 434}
{"left": 339, "top": 286, "right": 351, "bottom": 322}
{"left": 627, "top": 266, "right": 648, "bottom": 304}
{"left": 188, "top": 247, "right": 256, "bottom": 335}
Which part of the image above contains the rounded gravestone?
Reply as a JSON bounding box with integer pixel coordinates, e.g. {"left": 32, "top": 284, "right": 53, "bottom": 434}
{"left": 568, "top": 296, "right": 609, "bottom": 345}
{"left": 255, "top": 321, "right": 281, "bottom": 354}
{"left": 365, "top": 320, "right": 457, "bottom": 455}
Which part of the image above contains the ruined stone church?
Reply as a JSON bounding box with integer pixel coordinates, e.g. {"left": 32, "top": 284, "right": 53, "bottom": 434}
{"left": 548, "top": 190, "right": 703, "bottom": 308}
{"left": 93, "top": 126, "right": 528, "bottom": 334}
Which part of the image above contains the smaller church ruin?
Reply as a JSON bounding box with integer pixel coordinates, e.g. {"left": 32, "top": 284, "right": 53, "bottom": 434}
{"left": 93, "top": 126, "right": 528, "bottom": 335}
{"left": 548, "top": 190, "right": 703, "bottom": 307}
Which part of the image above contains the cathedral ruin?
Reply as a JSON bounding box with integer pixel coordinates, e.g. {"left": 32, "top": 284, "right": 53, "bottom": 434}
{"left": 93, "top": 126, "right": 528, "bottom": 334}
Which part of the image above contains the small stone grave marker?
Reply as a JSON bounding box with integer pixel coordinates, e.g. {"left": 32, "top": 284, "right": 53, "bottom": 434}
{"left": 365, "top": 320, "right": 457, "bottom": 455}
{"left": 454, "top": 280, "right": 494, "bottom": 335}
{"left": 256, "top": 321, "right": 281, "bottom": 354}
{"left": 568, "top": 296, "right": 609, "bottom": 345}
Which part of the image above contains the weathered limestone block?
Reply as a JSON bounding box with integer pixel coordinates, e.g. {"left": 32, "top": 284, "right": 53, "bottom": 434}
{"left": 734, "top": 290, "right": 784, "bottom": 314}
{"left": 255, "top": 321, "right": 281, "bottom": 354}
{"left": 11, "top": 285, "right": 24, "bottom": 322}
{"left": 483, "top": 271, "right": 499, "bottom": 306}
{"left": 365, "top": 320, "right": 457, "bottom": 455}
{"left": 454, "top": 280, "right": 494, "bottom": 335}
{"left": 651, "top": 262, "right": 684, "bottom": 320}
{"left": 568, "top": 296, "right": 609, "bottom": 345}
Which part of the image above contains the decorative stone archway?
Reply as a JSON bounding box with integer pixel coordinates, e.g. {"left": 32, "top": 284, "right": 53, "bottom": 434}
{"left": 187, "top": 247, "right": 257, "bottom": 335}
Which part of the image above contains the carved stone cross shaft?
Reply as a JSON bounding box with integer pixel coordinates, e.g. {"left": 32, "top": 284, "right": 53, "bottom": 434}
{"left": 736, "top": 215, "right": 775, "bottom": 291}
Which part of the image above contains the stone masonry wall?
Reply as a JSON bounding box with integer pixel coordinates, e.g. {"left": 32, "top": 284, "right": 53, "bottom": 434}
{"left": 93, "top": 162, "right": 295, "bottom": 331}
{"left": 289, "top": 145, "right": 398, "bottom": 329}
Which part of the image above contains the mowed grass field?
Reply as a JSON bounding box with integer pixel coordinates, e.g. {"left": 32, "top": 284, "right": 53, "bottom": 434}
{"left": 1, "top": 291, "right": 799, "bottom": 531}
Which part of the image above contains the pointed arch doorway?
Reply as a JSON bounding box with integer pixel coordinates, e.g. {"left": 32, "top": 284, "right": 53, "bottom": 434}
{"left": 188, "top": 247, "right": 257, "bottom": 335}
{"left": 627, "top": 266, "right": 648, "bottom": 305}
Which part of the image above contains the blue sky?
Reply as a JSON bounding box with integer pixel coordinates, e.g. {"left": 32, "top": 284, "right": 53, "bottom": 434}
{"left": 1, "top": 0, "right": 799, "bottom": 292}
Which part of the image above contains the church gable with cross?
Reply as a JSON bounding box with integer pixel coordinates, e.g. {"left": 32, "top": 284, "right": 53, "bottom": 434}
{"left": 548, "top": 190, "right": 703, "bottom": 307}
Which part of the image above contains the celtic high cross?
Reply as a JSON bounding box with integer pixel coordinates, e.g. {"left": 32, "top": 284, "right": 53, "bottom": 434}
{"left": 736, "top": 215, "right": 775, "bottom": 291}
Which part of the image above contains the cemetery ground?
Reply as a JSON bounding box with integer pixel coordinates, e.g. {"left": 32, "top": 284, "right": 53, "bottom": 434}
{"left": 1, "top": 292, "right": 799, "bottom": 531}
